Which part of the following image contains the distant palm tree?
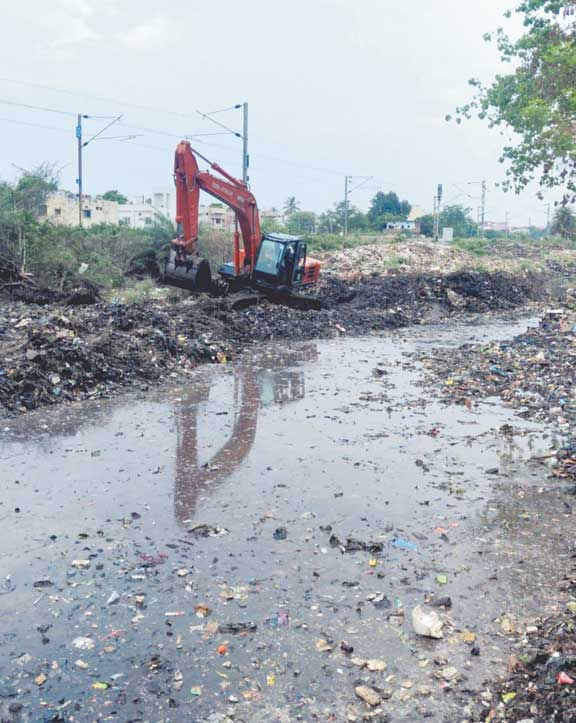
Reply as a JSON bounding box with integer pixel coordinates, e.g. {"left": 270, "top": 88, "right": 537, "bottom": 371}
{"left": 283, "top": 196, "right": 300, "bottom": 216}
{"left": 551, "top": 206, "right": 576, "bottom": 238}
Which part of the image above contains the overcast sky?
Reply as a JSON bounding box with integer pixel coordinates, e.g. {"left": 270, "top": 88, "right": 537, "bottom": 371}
{"left": 0, "top": 0, "right": 558, "bottom": 226}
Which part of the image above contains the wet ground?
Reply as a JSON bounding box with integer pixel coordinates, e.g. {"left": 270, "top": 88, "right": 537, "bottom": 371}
{"left": 0, "top": 314, "right": 570, "bottom": 722}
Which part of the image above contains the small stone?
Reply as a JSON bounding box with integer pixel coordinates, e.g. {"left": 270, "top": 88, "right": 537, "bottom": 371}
{"left": 72, "top": 637, "right": 95, "bottom": 650}
{"left": 366, "top": 659, "right": 387, "bottom": 672}
{"left": 34, "top": 673, "right": 47, "bottom": 686}
{"left": 355, "top": 685, "right": 382, "bottom": 707}
{"left": 106, "top": 591, "right": 120, "bottom": 606}
{"left": 8, "top": 702, "right": 23, "bottom": 714}
{"left": 401, "top": 680, "right": 413, "bottom": 689}
{"left": 71, "top": 560, "right": 91, "bottom": 570}
{"left": 177, "top": 568, "right": 189, "bottom": 577}
{"left": 75, "top": 659, "right": 89, "bottom": 670}
{"left": 442, "top": 666, "right": 459, "bottom": 681}
{"left": 418, "top": 685, "right": 432, "bottom": 697}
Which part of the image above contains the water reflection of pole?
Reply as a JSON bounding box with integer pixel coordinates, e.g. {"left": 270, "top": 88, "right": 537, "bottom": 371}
{"left": 174, "top": 370, "right": 260, "bottom": 525}
{"left": 173, "top": 344, "right": 318, "bottom": 525}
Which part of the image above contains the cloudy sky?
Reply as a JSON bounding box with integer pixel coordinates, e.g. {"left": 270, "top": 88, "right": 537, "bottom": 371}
{"left": 0, "top": 0, "right": 557, "bottom": 226}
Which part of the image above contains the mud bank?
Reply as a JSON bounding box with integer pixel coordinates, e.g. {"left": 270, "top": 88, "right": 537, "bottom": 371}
{"left": 0, "top": 271, "right": 545, "bottom": 415}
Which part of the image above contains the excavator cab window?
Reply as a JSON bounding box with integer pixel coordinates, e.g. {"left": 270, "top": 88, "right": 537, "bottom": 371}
{"left": 254, "top": 238, "right": 285, "bottom": 276}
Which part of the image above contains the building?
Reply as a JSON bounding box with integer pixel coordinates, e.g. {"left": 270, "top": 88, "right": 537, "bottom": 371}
{"left": 40, "top": 191, "right": 119, "bottom": 227}
{"left": 199, "top": 204, "right": 236, "bottom": 231}
{"left": 261, "top": 207, "right": 285, "bottom": 226}
{"left": 384, "top": 220, "right": 418, "bottom": 232}
{"left": 196, "top": 204, "right": 286, "bottom": 232}
{"left": 118, "top": 192, "right": 174, "bottom": 229}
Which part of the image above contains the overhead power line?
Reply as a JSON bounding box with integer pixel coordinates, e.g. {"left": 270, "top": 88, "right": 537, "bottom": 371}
{"left": 0, "top": 97, "right": 117, "bottom": 119}
{"left": 0, "top": 116, "right": 70, "bottom": 133}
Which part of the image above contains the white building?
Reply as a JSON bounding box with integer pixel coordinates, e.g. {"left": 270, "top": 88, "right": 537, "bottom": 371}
{"left": 40, "top": 191, "right": 119, "bottom": 227}
{"left": 197, "top": 204, "right": 286, "bottom": 232}
{"left": 118, "top": 192, "right": 174, "bottom": 229}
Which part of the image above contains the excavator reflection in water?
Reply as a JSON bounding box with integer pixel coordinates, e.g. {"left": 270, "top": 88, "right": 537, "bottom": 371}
{"left": 174, "top": 344, "right": 318, "bottom": 525}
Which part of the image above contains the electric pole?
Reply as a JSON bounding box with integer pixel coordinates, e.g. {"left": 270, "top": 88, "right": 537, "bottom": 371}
{"left": 242, "top": 102, "right": 249, "bottom": 184}
{"left": 545, "top": 203, "right": 551, "bottom": 234}
{"left": 433, "top": 183, "right": 442, "bottom": 241}
{"left": 480, "top": 180, "right": 487, "bottom": 238}
{"left": 344, "top": 175, "right": 351, "bottom": 237}
{"left": 467, "top": 180, "right": 488, "bottom": 237}
{"left": 76, "top": 114, "right": 83, "bottom": 227}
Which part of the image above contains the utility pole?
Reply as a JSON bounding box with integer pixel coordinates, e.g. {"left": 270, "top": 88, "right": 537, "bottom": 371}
{"left": 242, "top": 102, "right": 249, "bottom": 185}
{"left": 344, "top": 175, "right": 351, "bottom": 237}
{"left": 505, "top": 210, "right": 510, "bottom": 239}
{"left": 76, "top": 114, "right": 83, "bottom": 227}
{"left": 433, "top": 183, "right": 442, "bottom": 241}
{"left": 480, "top": 180, "right": 487, "bottom": 238}
{"left": 545, "top": 203, "right": 551, "bottom": 235}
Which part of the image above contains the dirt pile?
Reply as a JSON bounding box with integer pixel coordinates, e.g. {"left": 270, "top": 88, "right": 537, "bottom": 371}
{"left": 472, "top": 605, "right": 576, "bottom": 722}
{"left": 0, "top": 271, "right": 546, "bottom": 415}
{"left": 418, "top": 306, "right": 576, "bottom": 429}
{"left": 317, "top": 238, "right": 576, "bottom": 277}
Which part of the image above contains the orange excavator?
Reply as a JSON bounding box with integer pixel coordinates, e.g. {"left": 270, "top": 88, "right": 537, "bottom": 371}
{"left": 163, "top": 141, "right": 321, "bottom": 309}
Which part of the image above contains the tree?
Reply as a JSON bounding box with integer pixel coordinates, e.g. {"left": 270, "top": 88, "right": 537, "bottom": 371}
{"left": 283, "top": 196, "right": 300, "bottom": 216}
{"left": 15, "top": 162, "right": 59, "bottom": 215}
{"left": 451, "top": 1, "right": 576, "bottom": 200}
{"left": 0, "top": 164, "right": 60, "bottom": 270}
{"left": 551, "top": 205, "right": 576, "bottom": 237}
{"left": 368, "top": 191, "right": 412, "bottom": 229}
{"left": 102, "top": 190, "right": 128, "bottom": 204}
{"left": 286, "top": 211, "right": 316, "bottom": 235}
{"left": 317, "top": 209, "right": 340, "bottom": 233}
{"left": 416, "top": 206, "right": 477, "bottom": 238}
{"left": 440, "top": 205, "right": 478, "bottom": 238}
{"left": 261, "top": 218, "right": 285, "bottom": 234}
{"left": 416, "top": 214, "right": 434, "bottom": 237}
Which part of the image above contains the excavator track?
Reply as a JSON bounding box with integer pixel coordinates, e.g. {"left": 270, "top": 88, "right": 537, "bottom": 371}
{"left": 229, "top": 292, "right": 322, "bottom": 312}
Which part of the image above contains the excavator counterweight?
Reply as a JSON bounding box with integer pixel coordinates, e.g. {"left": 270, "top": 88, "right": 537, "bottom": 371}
{"left": 162, "top": 141, "right": 321, "bottom": 306}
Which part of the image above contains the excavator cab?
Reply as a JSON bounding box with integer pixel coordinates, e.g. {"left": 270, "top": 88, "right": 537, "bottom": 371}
{"left": 251, "top": 233, "right": 313, "bottom": 290}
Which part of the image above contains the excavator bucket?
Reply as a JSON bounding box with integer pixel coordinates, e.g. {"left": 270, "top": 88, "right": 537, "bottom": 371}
{"left": 163, "top": 250, "right": 212, "bottom": 292}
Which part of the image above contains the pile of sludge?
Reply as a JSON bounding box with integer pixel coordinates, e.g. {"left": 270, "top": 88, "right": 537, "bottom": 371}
{"left": 0, "top": 270, "right": 546, "bottom": 414}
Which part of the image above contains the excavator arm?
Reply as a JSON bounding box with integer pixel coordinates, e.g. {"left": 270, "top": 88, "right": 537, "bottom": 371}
{"left": 165, "top": 141, "right": 261, "bottom": 290}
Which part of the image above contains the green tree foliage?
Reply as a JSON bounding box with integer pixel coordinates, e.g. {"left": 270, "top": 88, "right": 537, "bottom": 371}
{"left": 283, "top": 196, "right": 300, "bottom": 216}
{"left": 0, "top": 166, "right": 177, "bottom": 288}
{"left": 551, "top": 204, "right": 576, "bottom": 236}
{"left": 0, "top": 164, "right": 60, "bottom": 270}
{"left": 14, "top": 162, "right": 59, "bottom": 215}
{"left": 261, "top": 217, "right": 286, "bottom": 234}
{"left": 416, "top": 205, "right": 478, "bottom": 238}
{"left": 440, "top": 205, "right": 478, "bottom": 237}
{"left": 368, "top": 191, "right": 412, "bottom": 229}
{"left": 416, "top": 214, "right": 434, "bottom": 237}
{"left": 452, "top": 1, "right": 576, "bottom": 199}
{"left": 102, "top": 189, "right": 129, "bottom": 204}
{"left": 286, "top": 211, "right": 316, "bottom": 235}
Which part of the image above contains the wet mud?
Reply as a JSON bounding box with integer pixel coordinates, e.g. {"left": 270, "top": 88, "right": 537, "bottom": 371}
{"left": 0, "top": 270, "right": 546, "bottom": 416}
